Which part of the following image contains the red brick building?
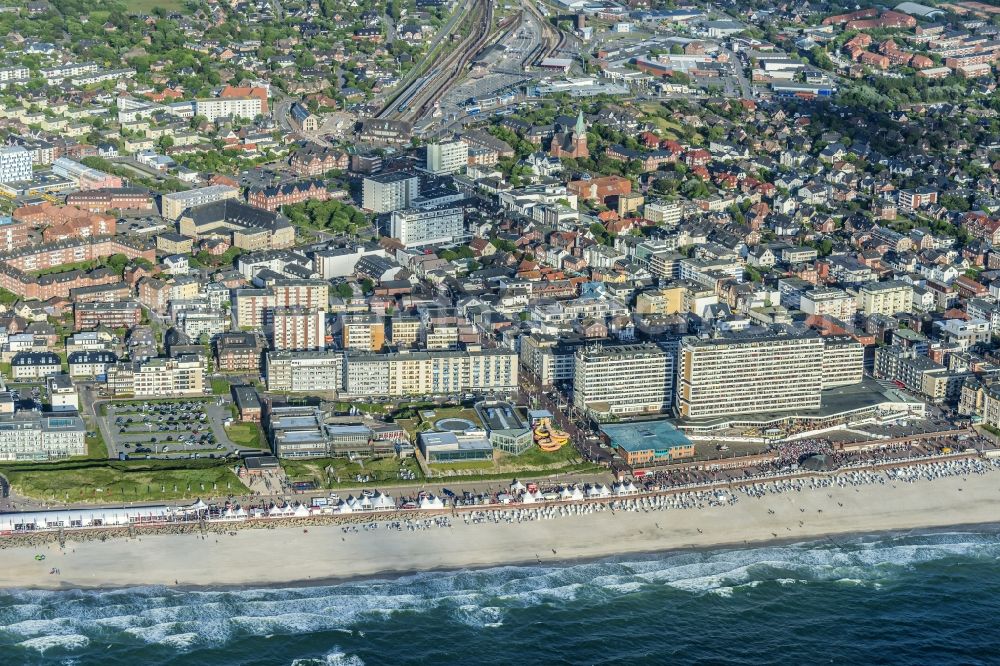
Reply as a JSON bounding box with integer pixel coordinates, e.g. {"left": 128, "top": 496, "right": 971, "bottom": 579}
{"left": 246, "top": 179, "right": 330, "bottom": 212}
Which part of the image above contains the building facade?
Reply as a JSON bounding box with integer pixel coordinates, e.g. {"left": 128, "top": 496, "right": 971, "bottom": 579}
{"left": 572, "top": 343, "right": 673, "bottom": 418}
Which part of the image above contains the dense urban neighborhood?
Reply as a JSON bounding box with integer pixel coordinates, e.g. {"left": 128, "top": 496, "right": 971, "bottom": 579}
{"left": 0, "top": 0, "right": 994, "bottom": 525}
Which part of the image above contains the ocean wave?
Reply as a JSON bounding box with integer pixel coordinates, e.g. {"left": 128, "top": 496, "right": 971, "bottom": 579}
{"left": 16, "top": 633, "right": 90, "bottom": 654}
{"left": 290, "top": 647, "right": 365, "bottom": 666}
{"left": 3, "top": 530, "right": 1000, "bottom": 653}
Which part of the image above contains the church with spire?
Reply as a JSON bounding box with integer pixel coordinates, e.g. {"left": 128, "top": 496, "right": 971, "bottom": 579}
{"left": 549, "top": 110, "right": 589, "bottom": 160}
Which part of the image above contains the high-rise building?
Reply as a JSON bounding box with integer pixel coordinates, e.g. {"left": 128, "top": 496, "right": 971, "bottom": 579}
{"left": 271, "top": 279, "right": 329, "bottom": 311}
{"left": 340, "top": 313, "right": 385, "bottom": 352}
{"left": 820, "top": 336, "right": 865, "bottom": 388}
{"left": 389, "top": 205, "right": 465, "bottom": 248}
{"left": 573, "top": 343, "right": 673, "bottom": 418}
{"left": 425, "top": 140, "right": 468, "bottom": 175}
{"left": 272, "top": 306, "right": 326, "bottom": 351}
{"left": 0, "top": 146, "right": 32, "bottom": 183}
{"left": 362, "top": 171, "right": 419, "bottom": 213}
{"left": 678, "top": 332, "right": 824, "bottom": 419}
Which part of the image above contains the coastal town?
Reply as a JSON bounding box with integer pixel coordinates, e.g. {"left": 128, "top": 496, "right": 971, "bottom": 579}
{"left": 0, "top": 0, "right": 997, "bottom": 552}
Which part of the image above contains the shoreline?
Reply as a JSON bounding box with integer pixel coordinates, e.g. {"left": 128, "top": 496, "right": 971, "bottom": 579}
{"left": 179, "top": 519, "right": 1000, "bottom": 594}
{"left": 1, "top": 468, "right": 999, "bottom": 591}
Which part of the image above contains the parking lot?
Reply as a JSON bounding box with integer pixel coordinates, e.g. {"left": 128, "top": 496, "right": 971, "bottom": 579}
{"left": 101, "top": 399, "right": 240, "bottom": 460}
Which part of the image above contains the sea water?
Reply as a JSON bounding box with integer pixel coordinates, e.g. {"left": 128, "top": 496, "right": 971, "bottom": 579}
{"left": 2, "top": 529, "right": 1000, "bottom": 665}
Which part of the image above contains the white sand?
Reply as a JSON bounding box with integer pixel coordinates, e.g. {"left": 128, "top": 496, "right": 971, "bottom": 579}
{"left": 2, "top": 473, "right": 999, "bottom": 590}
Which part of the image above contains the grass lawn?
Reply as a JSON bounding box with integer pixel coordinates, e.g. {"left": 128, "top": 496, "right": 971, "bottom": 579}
{"left": 428, "top": 442, "right": 600, "bottom": 479}
{"left": 124, "top": 0, "right": 187, "bottom": 12}
{"left": 282, "top": 456, "right": 423, "bottom": 488}
{"left": 84, "top": 429, "right": 109, "bottom": 460}
{"left": 226, "top": 422, "right": 263, "bottom": 449}
{"left": 210, "top": 378, "right": 231, "bottom": 395}
{"left": 0, "top": 458, "right": 247, "bottom": 503}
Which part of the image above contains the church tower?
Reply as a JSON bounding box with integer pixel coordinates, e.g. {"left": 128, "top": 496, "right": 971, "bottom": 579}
{"left": 572, "top": 110, "right": 588, "bottom": 158}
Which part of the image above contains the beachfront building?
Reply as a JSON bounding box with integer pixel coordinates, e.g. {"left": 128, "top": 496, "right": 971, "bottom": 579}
{"left": 268, "top": 405, "right": 327, "bottom": 458}
{"left": 572, "top": 343, "right": 673, "bottom": 419}
{"left": 418, "top": 431, "right": 494, "bottom": 463}
{"left": 599, "top": 420, "right": 695, "bottom": 467}
{"left": 678, "top": 331, "right": 824, "bottom": 419}
{"left": 475, "top": 400, "right": 533, "bottom": 454}
{"left": 0, "top": 412, "right": 86, "bottom": 461}
{"left": 821, "top": 336, "right": 865, "bottom": 388}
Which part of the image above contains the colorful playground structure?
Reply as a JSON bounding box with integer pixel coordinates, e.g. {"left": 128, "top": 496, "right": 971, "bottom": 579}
{"left": 533, "top": 418, "right": 570, "bottom": 452}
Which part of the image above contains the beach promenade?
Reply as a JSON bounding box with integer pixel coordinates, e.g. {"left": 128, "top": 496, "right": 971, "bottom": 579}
{"left": 1, "top": 468, "right": 998, "bottom": 590}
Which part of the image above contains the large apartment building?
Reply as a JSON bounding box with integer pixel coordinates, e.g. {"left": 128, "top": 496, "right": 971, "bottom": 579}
{"left": 572, "top": 343, "right": 674, "bottom": 418}
{"left": 266, "top": 350, "right": 344, "bottom": 392}
{"left": 799, "top": 287, "right": 856, "bottom": 323}
{"left": 821, "top": 336, "right": 865, "bottom": 388}
{"left": 272, "top": 279, "right": 329, "bottom": 311}
{"left": 0, "top": 146, "right": 32, "bottom": 183}
{"left": 389, "top": 205, "right": 465, "bottom": 248}
{"left": 343, "top": 347, "right": 518, "bottom": 397}
{"left": 857, "top": 280, "right": 913, "bottom": 316}
{"left": 425, "top": 140, "right": 469, "bottom": 175}
{"left": 271, "top": 306, "right": 326, "bottom": 351}
{"left": 340, "top": 313, "right": 385, "bottom": 352}
{"left": 362, "top": 171, "right": 419, "bottom": 213}
{"left": 106, "top": 355, "right": 205, "bottom": 397}
{"left": 193, "top": 96, "right": 265, "bottom": 122}
{"left": 0, "top": 413, "right": 86, "bottom": 461}
{"left": 678, "top": 332, "right": 825, "bottom": 419}
{"left": 161, "top": 184, "right": 240, "bottom": 221}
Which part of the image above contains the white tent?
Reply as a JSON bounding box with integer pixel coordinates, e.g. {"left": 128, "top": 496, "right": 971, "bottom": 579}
{"left": 587, "top": 484, "right": 611, "bottom": 498}
{"left": 510, "top": 479, "right": 526, "bottom": 493}
{"left": 419, "top": 494, "right": 445, "bottom": 510}
{"left": 559, "top": 487, "right": 574, "bottom": 500}
{"left": 570, "top": 486, "right": 585, "bottom": 501}
{"left": 335, "top": 500, "right": 355, "bottom": 514}
{"left": 234, "top": 507, "right": 248, "bottom": 518}
{"left": 372, "top": 492, "right": 396, "bottom": 511}
{"left": 521, "top": 491, "right": 536, "bottom": 504}
{"left": 293, "top": 504, "right": 310, "bottom": 517}
{"left": 357, "top": 495, "right": 374, "bottom": 510}
{"left": 268, "top": 505, "right": 284, "bottom": 516}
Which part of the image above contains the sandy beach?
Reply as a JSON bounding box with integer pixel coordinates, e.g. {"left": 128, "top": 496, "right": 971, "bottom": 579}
{"left": 1, "top": 472, "right": 998, "bottom": 590}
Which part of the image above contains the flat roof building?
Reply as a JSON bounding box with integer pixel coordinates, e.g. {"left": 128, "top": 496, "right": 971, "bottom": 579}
{"left": 599, "top": 420, "right": 694, "bottom": 467}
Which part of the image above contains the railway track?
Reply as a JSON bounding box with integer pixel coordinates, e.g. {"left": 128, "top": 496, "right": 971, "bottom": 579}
{"left": 521, "top": 0, "right": 565, "bottom": 67}
{"left": 379, "top": 0, "right": 495, "bottom": 124}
